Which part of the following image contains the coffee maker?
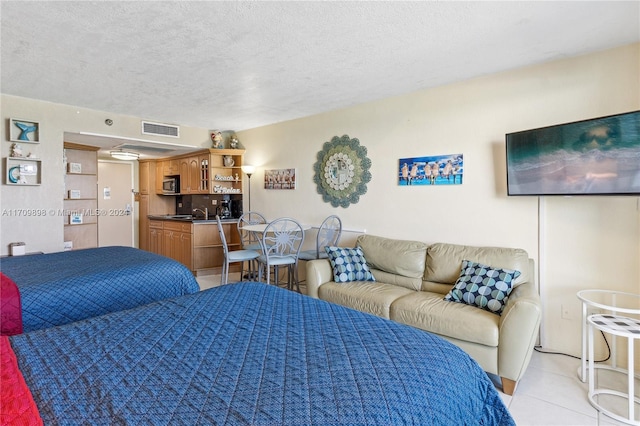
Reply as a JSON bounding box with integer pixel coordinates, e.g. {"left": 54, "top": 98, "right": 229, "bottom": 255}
{"left": 217, "top": 199, "right": 232, "bottom": 219}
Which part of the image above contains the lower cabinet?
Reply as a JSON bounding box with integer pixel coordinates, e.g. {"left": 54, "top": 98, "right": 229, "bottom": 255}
{"left": 163, "top": 222, "right": 193, "bottom": 269}
{"left": 147, "top": 220, "right": 241, "bottom": 276}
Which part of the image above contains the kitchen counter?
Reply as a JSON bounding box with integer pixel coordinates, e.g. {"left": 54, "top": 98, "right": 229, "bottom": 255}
{"left": 147, "top": 215, "right": 242, "bottom": 276}
{"left": 148, "top": 215, "right": 238, "bottom": 224}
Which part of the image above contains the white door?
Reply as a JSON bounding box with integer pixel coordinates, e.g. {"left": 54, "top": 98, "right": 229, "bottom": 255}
{"left": 98, "top": 160, "right": 134, "bottom": 247}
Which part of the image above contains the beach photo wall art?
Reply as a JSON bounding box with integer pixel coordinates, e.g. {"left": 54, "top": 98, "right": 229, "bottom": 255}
{"left": 398, "top": 153, "right": 463, "bottom": 186}
{"left": 264, "top": 168, "right": 296, "bottom": 190}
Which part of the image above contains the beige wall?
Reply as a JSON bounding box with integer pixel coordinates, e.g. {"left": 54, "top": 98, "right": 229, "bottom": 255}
{"left": 1, "top": 43, "right": 638, "bottom": 364}
{"left": 236, "top": 43, "right": 640, "bottom": 363}
{"left": 0, "top": 96, "right": 212, "bottom": 254}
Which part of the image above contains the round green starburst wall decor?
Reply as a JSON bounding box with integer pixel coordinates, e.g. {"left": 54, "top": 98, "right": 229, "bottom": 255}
{"left": 313, "top": 135, "right": 372, "bottom": 208}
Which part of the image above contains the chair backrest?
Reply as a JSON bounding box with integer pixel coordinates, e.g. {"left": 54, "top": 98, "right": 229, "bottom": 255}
{"left": 238, "top": 211, "right": 267, "bottom": 248}
{"left": 316, "top": 215, "right": 342, "bottom": 256}
{"left": 261, "top": 217, "right": 304, "bottom": 261}
{"left": 216, "top": 215, "right": 229, "bottom": 257}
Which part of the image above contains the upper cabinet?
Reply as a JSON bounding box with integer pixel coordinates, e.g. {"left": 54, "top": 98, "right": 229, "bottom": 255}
{"left": 179, "top": 155, "right": 207, "bottom": 194}
{"left": 155, "top": 149, "right": 245, "bottom": 196}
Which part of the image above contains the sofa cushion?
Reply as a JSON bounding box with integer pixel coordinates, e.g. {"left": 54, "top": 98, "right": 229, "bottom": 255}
{"left": 443, "top": 260, "right": 520, "bottom": 315}
{"left": 390, "top": 291, "right": 500, "bottom": 347}
{"left": 424, "top": 243, "right": 530, "bottom": 288}
{"left": 370, "top": 269, "right": 424, "bottom": 291}
{"left": 318, "top": 281, "right": 414, "bottom": 319}
{"left": 325, "top": 246, "right": 375, "bottom": 283}
{"left": 356, "top": 235, "right": 427, "bottom": 291}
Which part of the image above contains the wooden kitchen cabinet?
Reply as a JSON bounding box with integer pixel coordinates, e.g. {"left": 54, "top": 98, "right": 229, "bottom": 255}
{"left": 147, "top": 219, "right": 240, "bottom": 276}
{"left": 162, "top": 221, "right": 193, "bottom": 269}
{"left": 139, "top": 161, "right": 150, "bottom": 195}
{"left": 162, "top": 159, "right": 179, "bottom": 176}
{"left": 179, "top": 155, "right": 206, "bottom": 194}
{"left": 148, "top": 220, "right": 164, "bottom": 254}
{"left": 198, "top": 154, "right": 209, "bottom": 193}
{"left": 139, "top": 160, "right": 175, "bottom": 251}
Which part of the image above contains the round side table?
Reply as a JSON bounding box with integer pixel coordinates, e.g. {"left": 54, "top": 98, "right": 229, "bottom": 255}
{"left": 588, "top": 314, "right": 640, "bottom": 425}
{"left": 577, "top": 290, "right": 640, "bottom": 382}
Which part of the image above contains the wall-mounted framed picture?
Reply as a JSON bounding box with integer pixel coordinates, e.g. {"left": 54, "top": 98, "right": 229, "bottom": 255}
{"left": 69, "top": 213, "right": 83, "bottom": 225}
{"left": 398, "top": 153, "right": 463, "bottom": 186}
{"left": 9, "top": 118, "right": 40, "bottom": 143}
{"left": 68, "top": 162, "right": 82, "bottom": 174}
{"left": 264, "top": 168, "right": 296, "bottom": 190}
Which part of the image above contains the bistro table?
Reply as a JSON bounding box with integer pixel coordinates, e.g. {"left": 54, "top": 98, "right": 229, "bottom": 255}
{"left": 242, "top": 221, "right": 311, "bottom": 290}
{"left": 577, "top": 290, "right": 640, "bottom": 382}
{"left": 242, "top": 223, "right": 312, "bottom": 234}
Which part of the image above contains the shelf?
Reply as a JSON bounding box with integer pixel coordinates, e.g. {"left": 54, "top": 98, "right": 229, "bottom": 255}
{"left": 5, "top": 157, "right": 41, "bottom": 186}
{"left": 63, "top": 142, "right": 98, "bottom": 250}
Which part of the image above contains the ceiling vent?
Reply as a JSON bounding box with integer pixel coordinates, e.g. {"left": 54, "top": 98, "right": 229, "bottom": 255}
{"left": 141, "top": 121, "right": 180, "bottom": 138}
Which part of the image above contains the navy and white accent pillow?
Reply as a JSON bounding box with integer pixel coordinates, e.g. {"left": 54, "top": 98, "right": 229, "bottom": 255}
{"left": 443, "top": 260, "right": 521, "bottom": 315}
{"left": 325, "top": 246, "right": 376, "bottom": 283}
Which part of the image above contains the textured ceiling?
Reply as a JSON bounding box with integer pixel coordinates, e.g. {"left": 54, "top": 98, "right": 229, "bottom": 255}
{"left": 2, "top": 1, "right": 639, "bottom": 134}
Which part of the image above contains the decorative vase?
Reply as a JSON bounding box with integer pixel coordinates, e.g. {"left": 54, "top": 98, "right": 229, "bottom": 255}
{"left": 223, "top": 155, "right": 235, "bottom": 167}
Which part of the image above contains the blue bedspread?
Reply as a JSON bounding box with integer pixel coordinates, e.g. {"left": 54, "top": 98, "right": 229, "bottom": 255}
{"left": 10, "top": 283, "right": 514, "bottom": 425}
{"left": 1, "top": 246, "right": 199, "bottom": 332}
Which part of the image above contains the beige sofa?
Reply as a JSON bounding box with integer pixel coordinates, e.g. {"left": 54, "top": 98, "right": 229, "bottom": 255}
{"left": 306, "top": 234, "right": 542, "bottom": 396}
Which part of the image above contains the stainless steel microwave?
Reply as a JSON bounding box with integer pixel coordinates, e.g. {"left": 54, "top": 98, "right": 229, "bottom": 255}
{"left": 162, "top": 177, "right": 179, "bottom": 194}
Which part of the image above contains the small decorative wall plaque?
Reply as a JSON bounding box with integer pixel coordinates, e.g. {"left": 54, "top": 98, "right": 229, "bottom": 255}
{"left": 69, "top": 190, "right": 81, "bottom": 199}
{"left": 68, "top": 162, "right": 82, "bottom": 174}
{"left": 70, "top": 213, "right": 83, "bottom": 225}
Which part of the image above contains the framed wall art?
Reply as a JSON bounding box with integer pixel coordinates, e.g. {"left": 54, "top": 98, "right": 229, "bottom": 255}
{"left": 264, "top": 168, "right": 296, "bottom": 190}
{"left": 399, "top": 153, "right": 463, "bottom": 186}
{"left": 9, "top": 118, "right": 40, "bottom": 143}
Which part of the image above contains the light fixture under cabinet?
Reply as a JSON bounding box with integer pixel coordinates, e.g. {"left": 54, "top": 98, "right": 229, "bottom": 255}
{"left": 110, "top": 150, "right": 139, "bottom": 161}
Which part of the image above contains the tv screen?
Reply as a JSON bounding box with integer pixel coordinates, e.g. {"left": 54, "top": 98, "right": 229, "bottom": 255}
{"left": 506, "top": 111, "right": 640, "bottom": 196}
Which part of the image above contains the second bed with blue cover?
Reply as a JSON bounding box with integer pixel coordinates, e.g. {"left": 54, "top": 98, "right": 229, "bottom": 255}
{"left": 10, "top": 282, "right": 514, "bottom": 425}
{"left": 1, "top": 246, "right": 199, "bottom": 332}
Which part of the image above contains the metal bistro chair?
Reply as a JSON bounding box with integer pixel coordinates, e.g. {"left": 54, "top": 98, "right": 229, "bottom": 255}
{"left": 257, "top": 217, "right": 305, "bottom": 292}
{"left": 298, "top": 215, "right": 342, "bottom": 261}
{"left": 216, "top": 215, "right": 260, "bottom": 285}
{"left": 237, "top": 211, "right": 267, "bottom": 279}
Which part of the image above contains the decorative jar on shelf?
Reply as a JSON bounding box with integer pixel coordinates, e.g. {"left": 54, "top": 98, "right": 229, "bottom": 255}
{"left": 223, "top": 155, "right": 234, "bottom": 167}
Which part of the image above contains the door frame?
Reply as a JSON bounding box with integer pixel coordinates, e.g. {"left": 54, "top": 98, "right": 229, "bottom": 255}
{"left": 97, "top": 159, "right": 135, "bottom": 247}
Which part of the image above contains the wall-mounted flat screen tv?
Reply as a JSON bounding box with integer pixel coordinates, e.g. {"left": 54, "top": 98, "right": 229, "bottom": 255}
{"left": 506, "top": 111, "right": 640, "bottom": 196}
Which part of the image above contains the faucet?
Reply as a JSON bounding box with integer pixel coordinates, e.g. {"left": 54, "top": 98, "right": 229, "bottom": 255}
{"left": 193, "top": 207, "right": 208, "bottom": 220}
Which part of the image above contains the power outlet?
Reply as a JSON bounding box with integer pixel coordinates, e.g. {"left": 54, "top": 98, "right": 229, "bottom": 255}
{"left": 211, "top": 199, "right": 217, "bottom": 205}
{"left": 561, "top": 304, "right": 573, "bottom": 320}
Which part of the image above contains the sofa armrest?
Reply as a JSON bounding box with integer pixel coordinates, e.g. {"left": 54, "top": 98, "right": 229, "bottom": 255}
{"left": 306, "top": 259, "right": 333, "bottom": 298}
{"left": 498, "top": 280, "right": 542, "bottom": 382}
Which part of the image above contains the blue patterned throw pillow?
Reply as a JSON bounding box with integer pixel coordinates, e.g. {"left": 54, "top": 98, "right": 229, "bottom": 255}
{"left": 443, "top": 260, "right": 521, "bottom": 315}
{"left": 325, "top": 246, "right": 376, "bottom": 283}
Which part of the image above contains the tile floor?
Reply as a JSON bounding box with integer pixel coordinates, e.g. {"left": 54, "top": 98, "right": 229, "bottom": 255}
{"left": 196, "top": 274, "right": 639, "bottom": 426}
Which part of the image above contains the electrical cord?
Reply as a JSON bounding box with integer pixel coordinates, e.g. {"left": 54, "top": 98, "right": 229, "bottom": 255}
{"left": 533, "top": 330, "right": 611, "bottom": 363}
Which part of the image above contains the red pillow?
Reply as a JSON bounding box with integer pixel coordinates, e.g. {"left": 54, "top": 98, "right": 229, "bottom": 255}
{"left": 0, "top": 336, "right": 43, "bottom": 425}
{"left": 0, "top": 272, "right": 23, "bottom": 335}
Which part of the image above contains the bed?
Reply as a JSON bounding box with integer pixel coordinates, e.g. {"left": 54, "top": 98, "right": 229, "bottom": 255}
{"left": 0, "top": 246, "right": 200, "bottom": 333}
{"left": 3, "top": 283, "right": 515, "bottom": 425}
